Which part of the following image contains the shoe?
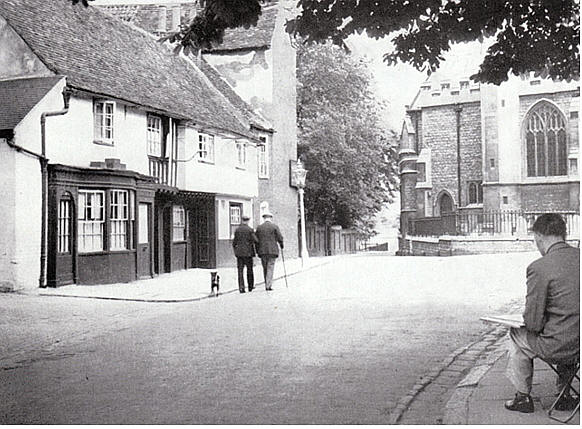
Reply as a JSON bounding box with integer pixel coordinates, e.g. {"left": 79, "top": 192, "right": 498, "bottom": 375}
{"left": 555, "top": 394, "right": 579, "bottom": 411}
{"left": 248, "top": 286, "right": 254, "bottom": 292}
{"left": 266, "top": 287, "right": 272, "bottom": 291}
{"left": 505, "top": 393, "right": 534, "bottom": 413}
{"left": 239, "top": 290, "right": 245, "bottom": 294}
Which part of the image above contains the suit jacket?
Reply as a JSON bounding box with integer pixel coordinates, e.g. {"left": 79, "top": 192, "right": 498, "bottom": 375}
{"left": 232, "top": 224, "right": 258, "bottom": 258}
{"left": 524, "top": 241, "right": 580, "bottom": 363}
{"left": 255, "top": 221, "right": 284, "bottom": 257}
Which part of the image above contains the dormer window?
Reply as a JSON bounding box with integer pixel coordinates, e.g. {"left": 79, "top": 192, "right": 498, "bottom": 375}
{"left": 94, "top": 100, "right": 115, "bottom": 145}
{"left": 441, "top": 83, "right": 450, "bottom": 90}
{"left": 460, "top": 81, "right": 469, "bottom": 90}
{"left": 421, "top": 84, "right": 431, "bottom": 91}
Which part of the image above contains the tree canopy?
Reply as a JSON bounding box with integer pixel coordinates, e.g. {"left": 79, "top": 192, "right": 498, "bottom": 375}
{"left": 296, "top": 43, "right": 397, "bottom": 235}
{"left": 287, "top": 0, "right": 580, "bottom": 85}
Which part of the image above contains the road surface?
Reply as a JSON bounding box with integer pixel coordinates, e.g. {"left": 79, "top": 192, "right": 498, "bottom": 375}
{"left": 0, "top": 252, "right": 536, "bottom": 424}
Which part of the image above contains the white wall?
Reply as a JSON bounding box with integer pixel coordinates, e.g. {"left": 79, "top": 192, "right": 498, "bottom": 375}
{"left": 181, "top": 127, "right": 259, "bottom": 198}
{"left": 216, "top": 197, "right": 254, "bottom": 240}
{"left": 0, "top": 140, "right": 16, "bottom": 291}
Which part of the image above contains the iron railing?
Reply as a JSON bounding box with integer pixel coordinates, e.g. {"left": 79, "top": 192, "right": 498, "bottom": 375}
{"left": 409, "top": 210, "right": 580, "bottom": 238}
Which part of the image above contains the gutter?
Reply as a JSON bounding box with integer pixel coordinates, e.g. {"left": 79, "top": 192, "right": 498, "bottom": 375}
{"left": 39, "top": 87, "right": 71, "bottom": 288}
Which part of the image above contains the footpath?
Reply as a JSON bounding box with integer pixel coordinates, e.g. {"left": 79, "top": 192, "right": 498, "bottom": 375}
{"left": 395, "top": 321, "right": 580, "bottom": 425}
{"left": 30, "top": 256, "right": 338, "bottom": 302}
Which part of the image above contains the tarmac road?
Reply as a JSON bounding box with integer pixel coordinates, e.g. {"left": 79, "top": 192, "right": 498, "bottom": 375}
{"left": 0, "top": 252, "right": 536, "bottom": 424}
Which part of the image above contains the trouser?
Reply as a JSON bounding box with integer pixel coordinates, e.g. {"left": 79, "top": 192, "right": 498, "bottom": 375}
{"left": 506, "top": 327, "right": 577, "bottom": 395}
{"left": 236, "top": 257, "right": 254, "bottom": 291}
{"left": 260, "top": 256, "right": 276, "bottom": 289}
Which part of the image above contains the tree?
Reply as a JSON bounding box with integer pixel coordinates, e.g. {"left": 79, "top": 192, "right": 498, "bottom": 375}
{"left": 287, "top": 0, "right": 580, "bottom": 85}
{"left": 296, "top": 43, "right": 398, "bottom": 235}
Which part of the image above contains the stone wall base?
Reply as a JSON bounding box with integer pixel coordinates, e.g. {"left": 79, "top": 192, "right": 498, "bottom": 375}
{"left": 398, "top": 235, "right": 580, "bottom": 256}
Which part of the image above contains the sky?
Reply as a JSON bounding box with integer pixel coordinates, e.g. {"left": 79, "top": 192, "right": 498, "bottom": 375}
{"left": 347, "top": 35, "right": 487, "bottom": 131}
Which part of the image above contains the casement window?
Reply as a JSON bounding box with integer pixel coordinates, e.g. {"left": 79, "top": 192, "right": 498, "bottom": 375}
{"left": 78, "top": 190, "right": 105, "bottom": 253}
{"left": 198, "top": 133, "right": 215, "bottom": 163}
{"left": 109, "top": 190, "right": 130, "bottom": 250}
{"left": 258, "top": 136, "right": 268, "bottom": 178}
{"left": 147, "top": 115, "right": 163, "bottom": 156}
{"left": 57, "top": 199, "right": 72, "bottom": 254}
{"left": 229, "top": 203, "right": 242, "bottom": 239}
{"left": 236, "top": 141, "right": 247, "bottom": 168}
{"left": 525, "top": 102, "right": 568, "bottom": 177}
{"left": 172, "top": 205, "right": 186, "bottom": 242}
{"left": 468, "top": 181, "right": 483, "bottom": 205}
{"left": 94, "top": 100, "right": 115, "bottom": 144}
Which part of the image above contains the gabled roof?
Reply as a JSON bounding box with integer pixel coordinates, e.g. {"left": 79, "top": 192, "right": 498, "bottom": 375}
{"left": 0, "top": 76, "right": 63, "bottom": 131}
{"left": 196, "top": 58, "right": 273, "bottom": 132}
{"left": 204, "top": 5, "right": 278, "bottom": 53}
{"left": 0, "top": 0, "right": 253, "bottom": 138}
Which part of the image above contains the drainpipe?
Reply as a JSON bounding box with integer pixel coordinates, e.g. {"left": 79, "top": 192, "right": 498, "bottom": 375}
{"left": 455, "top": 105, "right": 463, "bottom": 207}
{"left": 39, "top": 88, "right": 71, "bottom": 288}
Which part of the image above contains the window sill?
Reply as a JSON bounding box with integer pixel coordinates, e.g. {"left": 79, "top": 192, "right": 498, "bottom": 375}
{"left": 93, "top": 140, "right": 114, "bottom": 147}
{"left": 236, "top": 166, "right": 247, "bottom": 171}
{"left": 78, "top": 250, "right": 135, "bottom": 256}
{"left": 198, "top": 159, "right": 215, "bottom": 165}
{"left": 172, "top": 240, "right": 187, "bottom": 244}
{"left": 258, "top": 176, "right": 270, "bottom": 180}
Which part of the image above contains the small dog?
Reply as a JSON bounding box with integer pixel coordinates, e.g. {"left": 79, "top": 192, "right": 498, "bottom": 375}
{"left": 211, "top": 271, "right": 220, "bottom": 297}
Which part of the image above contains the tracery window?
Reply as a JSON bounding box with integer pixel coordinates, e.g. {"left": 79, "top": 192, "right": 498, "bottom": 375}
{"left": 525, "top": 102, "right": 567, "bottom": 177}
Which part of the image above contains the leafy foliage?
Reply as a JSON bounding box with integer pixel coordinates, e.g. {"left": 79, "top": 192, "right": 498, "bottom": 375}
{"left": 297, "top": 43, "right": 398, "bottom": 235}
{"left": 287, "top": 0, "right": 580, "bottom": 84}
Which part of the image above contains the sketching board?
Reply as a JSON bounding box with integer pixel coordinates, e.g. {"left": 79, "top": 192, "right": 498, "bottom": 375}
{"left": 480, "top": 313, "right": 525, "bottom": 328}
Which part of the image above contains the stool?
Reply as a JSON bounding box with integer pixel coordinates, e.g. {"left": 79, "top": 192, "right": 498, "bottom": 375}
{"left": 543, "top": 358, "right": 580, "bottom": 423}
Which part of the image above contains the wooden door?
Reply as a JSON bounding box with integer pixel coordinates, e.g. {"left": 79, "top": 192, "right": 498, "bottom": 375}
{"left": 137, "top": 203, "right": 152, "bottom": 278}
{"left": 56, "top": 197, "right": 74, "bottom": 285}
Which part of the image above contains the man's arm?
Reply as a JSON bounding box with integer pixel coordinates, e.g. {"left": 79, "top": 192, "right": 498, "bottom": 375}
{"left": 275, "top": 225, "right": 284, "bottom": 249}
{"left": 523, "top": 262, "right": 549, "bottom": 333}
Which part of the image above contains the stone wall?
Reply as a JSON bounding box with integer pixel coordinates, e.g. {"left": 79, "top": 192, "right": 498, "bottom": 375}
{"left": 422, "top": 101, "right": 482, "bottom": 208}
{"left": 400, "top": 235, "right": 580, "bottom": 257}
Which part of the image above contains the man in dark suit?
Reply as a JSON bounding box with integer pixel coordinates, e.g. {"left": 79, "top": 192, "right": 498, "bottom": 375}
{"left": 504, "top": 213, "right": 580, "bottom": 413}
{"left": 255, "top": 211, "right": 284, "bottom": 291}
{"left": 232, "top": 214, "right": 258, "bottom": 293}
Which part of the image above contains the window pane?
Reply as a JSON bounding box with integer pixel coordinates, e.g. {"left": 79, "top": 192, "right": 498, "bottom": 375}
{"left": 558, "top": 129, "right": 567, "bottom": 175}
{"left": 547, "top": 130, "right": 556, "bottom": 176}
{"left": 536, "top": 131, "right": 545, "bottom": 176}
{"left": 526, "top": 132, "right": 536, "bottom": 177}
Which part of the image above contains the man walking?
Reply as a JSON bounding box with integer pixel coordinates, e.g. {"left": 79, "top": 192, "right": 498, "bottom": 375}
{"left": 504, "top": 213, "right": 579, "bottom": 413}
{"left": 232, "top": 214, "right": 258, "bottom": 293}
{"left": 255, "top": 211, "right": 284, "bottom": 291}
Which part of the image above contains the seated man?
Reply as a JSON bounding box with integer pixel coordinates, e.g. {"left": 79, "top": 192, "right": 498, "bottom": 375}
{"left": 505, "top": 213, "right": 580, "bottom": 413}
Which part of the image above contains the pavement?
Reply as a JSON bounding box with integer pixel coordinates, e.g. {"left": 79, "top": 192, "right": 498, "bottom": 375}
{"left": 27, "top": 255, "right": 340, "bottom": 302}
{"left": 445, "top": 329, "right": 580, "bottom": 425}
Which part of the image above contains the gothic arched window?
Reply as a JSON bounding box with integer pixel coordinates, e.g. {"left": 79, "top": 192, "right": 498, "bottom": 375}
{"left": 525, "top": 102, "right": 567, "bottom": 177}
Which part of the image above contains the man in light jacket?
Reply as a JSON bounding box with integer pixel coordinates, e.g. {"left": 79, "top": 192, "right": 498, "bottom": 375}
{"left": 255, "top": 211, "right": 284, "bottom": 291}
{"left": 504, "top": 213, "right": 580, "bottom": 413}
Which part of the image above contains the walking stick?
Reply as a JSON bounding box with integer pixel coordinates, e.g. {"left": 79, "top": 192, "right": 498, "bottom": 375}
{"left": 281, "top": 246, "right": 289, "bottom": 288}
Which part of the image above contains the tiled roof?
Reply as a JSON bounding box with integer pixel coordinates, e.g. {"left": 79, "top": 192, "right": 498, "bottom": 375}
{"left": 197, "top": 58, "right": 272, "bottom": 131}
{"left": 204, "top": 5, "right": 278, "bottom": 52}
{"left": 0, "top": 76, "right": 63, "bottom": 130}
{"left": 0, "top": 0, "right": 253, "bottom": 138}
